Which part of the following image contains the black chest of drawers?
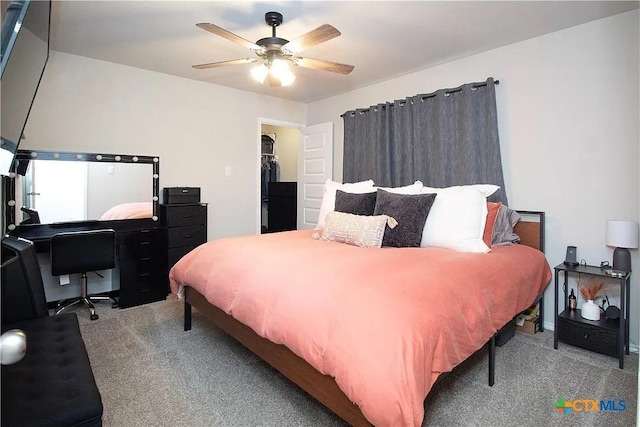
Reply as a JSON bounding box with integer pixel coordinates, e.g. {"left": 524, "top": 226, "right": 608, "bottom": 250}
{"left": 160, "top": 203, "right": 208, "bottom": 270}
{"left": 115, "top": 226, "right": 168, "bottom": 308}
{"left": 267, "top": 182, "right": 297, "bottom": 232}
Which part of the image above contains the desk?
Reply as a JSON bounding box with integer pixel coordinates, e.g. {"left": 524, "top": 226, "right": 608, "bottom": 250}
{"left": 9, "top": 219, "right": 168, "bottom": 308}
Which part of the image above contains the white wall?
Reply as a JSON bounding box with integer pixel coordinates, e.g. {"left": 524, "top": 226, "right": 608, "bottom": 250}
{"left": 24, "top": 51, "right": 308, "bottom": 240}
{"left": 307, "top": 11, "right": 640, "bottom": 346}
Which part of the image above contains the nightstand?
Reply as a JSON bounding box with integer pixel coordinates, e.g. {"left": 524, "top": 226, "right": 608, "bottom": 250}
{"left": 553, "top": 263, "right": 630, "bottom": 369}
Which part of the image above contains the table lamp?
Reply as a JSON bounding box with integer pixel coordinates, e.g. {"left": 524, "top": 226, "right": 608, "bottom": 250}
{"left": 606, "top": 220, "right": 639, "bottom": 272}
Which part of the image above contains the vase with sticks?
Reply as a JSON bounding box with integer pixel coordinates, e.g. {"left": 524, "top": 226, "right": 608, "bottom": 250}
{"left": 578, "top": 274, "right": 604, "bottom": 321}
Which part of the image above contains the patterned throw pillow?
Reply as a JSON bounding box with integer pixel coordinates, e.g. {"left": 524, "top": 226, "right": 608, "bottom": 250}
{"left": 317, "top": 211, "right": 397, "bottom": 248}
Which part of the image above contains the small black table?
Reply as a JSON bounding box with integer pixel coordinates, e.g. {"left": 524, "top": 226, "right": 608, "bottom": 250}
{"left": 553, "top": 263, "right": 630, "bottom": 369}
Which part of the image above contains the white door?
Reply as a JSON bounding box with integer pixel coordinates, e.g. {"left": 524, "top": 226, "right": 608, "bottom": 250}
{"left": 32, "top": 160, "right": 87, "bottom": 223}
{"left": 297, "top": 123, "right": 333, "bottom": 229}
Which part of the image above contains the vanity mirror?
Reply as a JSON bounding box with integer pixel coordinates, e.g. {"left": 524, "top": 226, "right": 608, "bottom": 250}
{"left": 5, "top": 149, "right": 160, "bottom": 230}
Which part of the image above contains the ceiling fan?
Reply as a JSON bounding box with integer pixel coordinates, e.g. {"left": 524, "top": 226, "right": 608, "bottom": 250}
{"left": 192, "top": 11, "right": 355, "bottom": 87}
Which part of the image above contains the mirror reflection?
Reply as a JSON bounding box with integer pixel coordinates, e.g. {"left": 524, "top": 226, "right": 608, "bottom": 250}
{"left": 16, "top": 160, "right": 153, "bottom": 223}
{"left": 8, "top": 150, "right": 159, "bottom": 227}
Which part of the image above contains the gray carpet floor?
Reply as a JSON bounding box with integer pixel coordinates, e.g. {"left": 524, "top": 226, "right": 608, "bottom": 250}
{"left": 73, "top": 297, "right": 638, "bottom": 427}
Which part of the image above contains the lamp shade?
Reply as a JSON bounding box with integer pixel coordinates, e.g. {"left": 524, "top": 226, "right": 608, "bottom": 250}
{"left": 606, "top": 220, "right": 639, "bottom": 249}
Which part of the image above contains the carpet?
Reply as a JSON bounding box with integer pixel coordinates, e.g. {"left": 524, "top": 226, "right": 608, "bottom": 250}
{"left": 74, "top": 297, "right": 638, "bottom": 426}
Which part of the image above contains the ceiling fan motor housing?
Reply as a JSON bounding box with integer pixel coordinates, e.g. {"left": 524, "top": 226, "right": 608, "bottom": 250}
{"left": 256, "top": 37, "right": 289, "bottom": 49}
{"left": 264, "top": 11, "right": 283, "bottom": 28}
{"left": 259, "top": 11, "right": 288, "bottom": 50}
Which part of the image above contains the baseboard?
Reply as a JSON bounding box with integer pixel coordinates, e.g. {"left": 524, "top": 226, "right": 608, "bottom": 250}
{"left": 542, "top": 319, "right": 639, "bottom": 353}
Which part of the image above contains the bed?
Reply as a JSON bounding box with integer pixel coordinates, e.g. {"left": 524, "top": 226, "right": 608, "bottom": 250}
{"left": 169, "top": 209, "right": 551, "bottom": 426}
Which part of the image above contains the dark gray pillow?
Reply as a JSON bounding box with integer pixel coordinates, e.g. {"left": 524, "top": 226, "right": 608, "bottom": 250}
{"left": 373, "top": 189, "right": 437, "bottom": 248}
{"left": 334, "top": 190, "right": 377, "bottom": 216}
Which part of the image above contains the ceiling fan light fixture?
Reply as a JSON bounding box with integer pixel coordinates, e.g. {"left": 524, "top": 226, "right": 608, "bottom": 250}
{"left": 279, "top": 70, "right": 296, "bottom": 87}
{"left": 195, "top": 12, "right": 353, "bottom": 85}
{"left": 251, "top": 64, "right": 269, "bottom": 83}
{"left": 270, "top": 59, "right": 295, "bottom": 86}
{"left": 270, "top": 59, "right": 289, "bottom": 79}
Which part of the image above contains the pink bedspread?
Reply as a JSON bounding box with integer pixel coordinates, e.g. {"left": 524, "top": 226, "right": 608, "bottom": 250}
{"left": 169, "top": 230, "right": 551, "bottom": 426}
{"left": 99, "top": 202, "right": 152, "bottom": 220}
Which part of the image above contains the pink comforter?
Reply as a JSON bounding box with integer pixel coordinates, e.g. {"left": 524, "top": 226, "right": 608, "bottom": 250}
{"left": 99, "top": 202, "right": 152, "bottom": 220}
{"left": 169, "top": 230, "right": 551, "bottom": 426}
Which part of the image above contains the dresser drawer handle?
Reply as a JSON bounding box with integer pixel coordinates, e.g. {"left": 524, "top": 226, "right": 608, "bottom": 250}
{"left": 584, "top": 333, "right": 589, "bottom": 339}
{"left": 140, "top": 257, "right": 151, "bottom": 261}
{"left": 182, "top": 214, "right": 194, "bottom": 219}
{"left": 183, "top": 234, "right": 192, "bottom": 239}
{"left": 140, "top": 229, "right": 151, "bottom": 233}
{"left": 140, "top": 241, "right": 150, "bottom": 246}
{"left": 139, "top": 272, "right": 151, "bottom": 277}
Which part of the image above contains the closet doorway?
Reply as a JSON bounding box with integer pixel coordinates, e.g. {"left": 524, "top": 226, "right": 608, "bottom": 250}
{"left": 260, "top": 122, "right": 301, "bottom": 234}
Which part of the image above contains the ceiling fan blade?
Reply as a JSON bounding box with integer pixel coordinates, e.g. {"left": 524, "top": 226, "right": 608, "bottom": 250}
{"left": 192, "top": 58, "right": 258, "bottom": 70}
{"left": 282, "top": 24, "right": 341, "bottom": 54}
{"left": 196, "top": 23, "right": 261, "bottom": 51}
{"left": 294, "top": 57, "right": 354, "bottom": 75}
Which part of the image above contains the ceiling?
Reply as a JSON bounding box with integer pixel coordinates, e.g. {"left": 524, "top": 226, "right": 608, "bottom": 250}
{"left": 49, "top": 1, "right": 639, "bottom": 103}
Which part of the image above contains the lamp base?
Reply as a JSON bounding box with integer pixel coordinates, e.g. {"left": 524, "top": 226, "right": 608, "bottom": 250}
{"left": 612, "top": 247, "right": 631, "bottom": 272}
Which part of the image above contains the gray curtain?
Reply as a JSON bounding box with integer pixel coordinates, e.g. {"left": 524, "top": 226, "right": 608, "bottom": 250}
{"left": 343, "top": 77, "right": 507, "bottom": 204}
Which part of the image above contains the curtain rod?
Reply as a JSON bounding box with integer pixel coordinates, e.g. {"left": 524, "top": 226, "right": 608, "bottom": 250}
{"left": 340, "top": 78, "right": 499, "bottom": 118}
{"left": 421, "top": 79, "right": 499, "bottom": 100}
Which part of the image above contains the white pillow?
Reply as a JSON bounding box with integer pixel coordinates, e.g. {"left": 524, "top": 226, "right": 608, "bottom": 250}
{"left": 420, "top": 186, "right": 490, "bottom": 253}
{"left": 422, "top": 184, "right": 499, "bottom": 198}
{"left": 316, "top": 179, "right": 375, "bottom": 229}
{"left": 376, "top": 180, "right": 424, "bottom": 194}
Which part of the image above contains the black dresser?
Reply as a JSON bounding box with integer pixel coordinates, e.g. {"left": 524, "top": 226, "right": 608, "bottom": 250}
{"left": 267, "top": 182, "right": 297, "bottom": 232}
{"left": 114, "top": 225, "right": 168, "bottom": 308}
{"left": 160, "top": 203, "right": 208, "bottom": 270}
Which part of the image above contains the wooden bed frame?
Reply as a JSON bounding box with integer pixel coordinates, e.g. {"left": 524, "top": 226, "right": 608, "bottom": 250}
{"left": 182, "top": 211, "right": 545, "bottom": 426}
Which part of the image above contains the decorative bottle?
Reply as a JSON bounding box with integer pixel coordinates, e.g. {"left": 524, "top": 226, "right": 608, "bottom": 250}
{"left": 568, "top": 288, "right": 577, "bottom": 311}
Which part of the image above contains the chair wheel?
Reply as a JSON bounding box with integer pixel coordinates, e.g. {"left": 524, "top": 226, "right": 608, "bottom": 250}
{"left": 90, "top": 314, "right": 99, "bottom": 321}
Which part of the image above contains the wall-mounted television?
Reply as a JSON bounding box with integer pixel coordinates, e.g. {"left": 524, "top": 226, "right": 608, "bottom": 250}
{"left": 0, "top": 0, "right": 51, "bottom": 176}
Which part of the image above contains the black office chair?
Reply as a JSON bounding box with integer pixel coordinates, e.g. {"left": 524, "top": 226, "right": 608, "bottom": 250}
{"left": 51, "top": 229, "right": 117, "bottom": 321}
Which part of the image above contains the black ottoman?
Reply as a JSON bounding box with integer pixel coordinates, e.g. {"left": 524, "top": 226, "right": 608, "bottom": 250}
{"left": 1, "top": 313, "right": 103, "bottom": 427}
